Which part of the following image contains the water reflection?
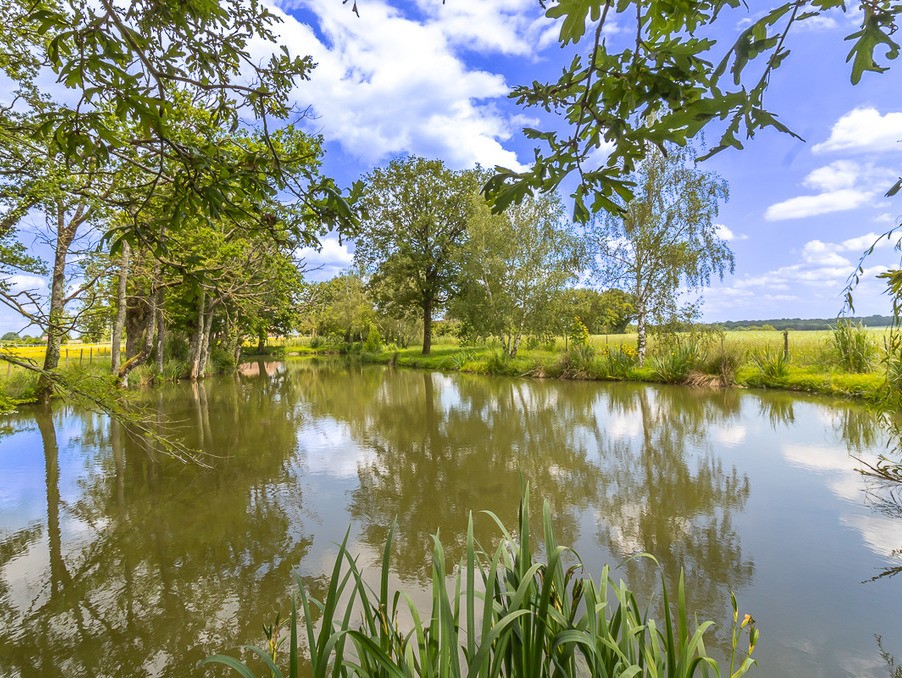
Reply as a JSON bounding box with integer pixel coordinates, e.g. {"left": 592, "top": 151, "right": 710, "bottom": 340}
{"left": 0, "top": 379, "right": 314, "bottom": 676}
{"left": 0, "top": 361, "right": 900, "bottom": 676}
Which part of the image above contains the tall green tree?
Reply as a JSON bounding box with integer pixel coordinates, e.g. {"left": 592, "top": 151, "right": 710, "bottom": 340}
{"left": 354, "top": 157, "right": 479, "bottom": 355}
{"left": 590, "top": 144, "right": 732, "bottom": 364}
{"left": 452, "top": 193, "right": 583, "bottom": 357}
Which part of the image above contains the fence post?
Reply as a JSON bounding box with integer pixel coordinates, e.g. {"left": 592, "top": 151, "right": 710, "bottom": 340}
{"left": 89, "top": 347, "right": 93, "bottom": 364}
{"left": 783, "top": 330, "right": 789, "bottom": 361}
{"left": 65, "top": 348, "right": 68, "bottom": 365}
{"left": 80, "top": 348, "right": 84, "bottom": 365}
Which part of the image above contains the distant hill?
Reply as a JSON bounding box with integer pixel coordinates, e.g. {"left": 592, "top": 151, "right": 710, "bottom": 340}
{"left": 710, "top": 315, "right": 893, "bottom": 331}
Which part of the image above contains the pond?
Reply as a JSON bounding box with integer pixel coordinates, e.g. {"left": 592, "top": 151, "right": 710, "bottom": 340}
{"left": 1, "top": 359, "right": 900, "bottom": 676}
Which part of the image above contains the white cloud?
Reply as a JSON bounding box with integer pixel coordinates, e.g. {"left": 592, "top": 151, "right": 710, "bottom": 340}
{"left": 765, "top": 189, "right": 872, "bottom": 220}
{"left": 715, "top": 224, "right": 748, "bottom": 241}
{"left": 813, "top": 107, "right": 902, "bottom": 154}
{"left": 7, "top": 275, "right": 46, "bottom": 291}
{"left": 765, "top": 161, "right": 896, "bottom": 221}
{"left": 265, "top": 0, "right": 536, "bottom": 170}
{"left": 298, "top": 237, "right": 354, "bottom": 281}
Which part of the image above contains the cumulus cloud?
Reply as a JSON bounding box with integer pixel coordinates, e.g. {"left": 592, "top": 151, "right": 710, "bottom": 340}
{"left": 264, "top": 0, "right": 545, "bottom": 170}
{"left": 813, "top": 107, "right": 902, "bottom": 154}
{"left": 764, "top": 160, "right": 896, "bottom": 221}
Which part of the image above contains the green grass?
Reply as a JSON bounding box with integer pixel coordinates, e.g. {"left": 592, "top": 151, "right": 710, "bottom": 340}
{"left": 302, "top": 328, "right": 891, "bottom": 404}
{"left": 203, "top": 489, "right": 759, "bottom": 677}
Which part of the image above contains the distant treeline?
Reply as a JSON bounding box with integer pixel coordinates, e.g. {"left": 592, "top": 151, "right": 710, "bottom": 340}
{"left": 708, "top": 315, "right": 893, "bottom": 331}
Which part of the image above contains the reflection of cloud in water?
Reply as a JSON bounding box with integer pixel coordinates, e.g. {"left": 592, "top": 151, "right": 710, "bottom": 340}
{"left": 604, "top": 412, "right": 643, "bottom": 440}
{"left": 299, "top": 419, "right": 374, "bottom": 479}
{"left": 782, "top": 443, "right": 902, "bottom": 566}
{"left": 712, "top": 424, "right": 747, "bottom": 447}
{"left": 842, "top": 514, "right": 902, "bottom": 560}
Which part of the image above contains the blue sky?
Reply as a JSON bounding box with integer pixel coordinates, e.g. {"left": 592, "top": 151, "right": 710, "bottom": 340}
{"left": 270, "top": 0, "right": 902, "bottom": 322}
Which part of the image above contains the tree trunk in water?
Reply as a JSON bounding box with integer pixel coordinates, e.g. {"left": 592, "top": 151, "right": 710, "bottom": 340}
{"left": 637, "top": 310, "right": 647, "bottom": 366}
{"left": 421, "top": 296, "right": 432, "bottom": 355}
{"left": 36, "top": 202, "right": 77, "bottom": 403}
{"left": 110, "top": 241, "right": 130, "bottom": 374}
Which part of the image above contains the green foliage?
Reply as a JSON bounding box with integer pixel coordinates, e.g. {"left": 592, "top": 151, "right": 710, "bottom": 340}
{"left": 205, "top": 490, "right": 758, "bottom": 677}
{"left": 702, "top": 344, "right": 745, "bottom": 386}
{"left": 601, "top": 345, "right": 637, "bottom": 379}
{"left": 568, "top": 315, "right": 590, "bottom": 347}
{"left": 453, "top": 191, "right": 582, "bottom": 358}
{"left": 484, "top": 0, "right": 899, "bottom": 221}
{"left": 650, "top": 340, "right": 701, "bottom": 384}
{"left": 363, "top": 324, "right": 382, "bottom": 353}
{"left": 752, "top": 346, "right": 790, "bottom": 379}
{"left": 831, "top": 320, "right": 879, "bottom": 373}
{"left": 355, "top": 156, "right": 480, "bottom": 354}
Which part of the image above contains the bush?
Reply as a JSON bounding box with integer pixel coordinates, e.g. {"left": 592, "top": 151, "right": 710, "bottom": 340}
{"left": 650, "top": 339, "right": 701, "bottom": 384}
{"left": 702, "top": 344, "right": 745, "bottom": 386}
{"left": 831, "top": 320, "right": 878, "bottom": 373}
{"left": 752, "top": 346, "right": 790, "bottom": 379}
{"left": 600, "top": 344, "right": 636, "bottom": 379}
{"left": 557, "top": 343, "right": 596, "bottom": 379}
{"left": 203, "top": 490, "right": 759, "bottom": 678}
{"left": 363, "top": 324, "right": 382, "bottom": 352}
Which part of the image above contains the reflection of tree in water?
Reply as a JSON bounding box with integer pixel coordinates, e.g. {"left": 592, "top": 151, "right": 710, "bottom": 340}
{"left": 286, "top": 365, "right": 607, "bottom": 580}
{"left": 756, "top": 391, "right": 796, "bottom": 429}
{"left": 594, "top": 384, "right": 753, "bottom": 650}
{"left": 0, "top": 370, "right": 314, "bottom": 677}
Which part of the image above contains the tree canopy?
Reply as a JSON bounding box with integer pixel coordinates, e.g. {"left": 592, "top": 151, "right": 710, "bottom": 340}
{"left": 354, "top": 156, "right": 480, "bottom": 354}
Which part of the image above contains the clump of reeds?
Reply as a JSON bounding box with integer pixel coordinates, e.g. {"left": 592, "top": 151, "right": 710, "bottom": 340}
{"left": 831, "top": 320, "right": 878, "bottom": 373}
{"left": 202, "top": 491, "right": 759, "bottom": 677}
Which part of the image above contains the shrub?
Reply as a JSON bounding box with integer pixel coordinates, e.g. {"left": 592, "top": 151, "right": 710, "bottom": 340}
{"left": 363, "top": 324, "right": 382, "bottom": 353}
{"left": 752, "top": 346, "right": 790, "bottom": 379}
{"left": 557, "top": 343, "right": 596, "bottom": 379}
{"left": 831, "top": 320, "right": 878, "bottom": 373}
{"left": 702, "top": 344, "right": 745, "bottom": 386}
{"left": 600, "top": 344, "right": 636, "bottom": 379}
{"left": 203, "top": 490, "right": 759, "bottom": 678}
{"left": 650, "top": 339, "right": 701, "bottom": 384}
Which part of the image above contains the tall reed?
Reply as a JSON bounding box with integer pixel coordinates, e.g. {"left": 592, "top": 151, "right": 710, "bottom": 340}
{"left": 203, "top": 491, "right": 758, "bottom": 677}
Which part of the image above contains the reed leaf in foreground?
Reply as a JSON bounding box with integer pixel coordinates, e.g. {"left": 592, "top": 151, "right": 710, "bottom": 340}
{"left": 202, "top": 490, "right": 758, "bottom": 677}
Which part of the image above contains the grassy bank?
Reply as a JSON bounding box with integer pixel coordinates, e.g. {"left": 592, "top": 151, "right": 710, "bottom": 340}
{"left": 293, "top": 327, "right": 896, "bottom": 405}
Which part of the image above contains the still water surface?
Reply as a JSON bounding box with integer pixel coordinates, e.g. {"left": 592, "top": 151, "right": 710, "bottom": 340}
{"left": 1, "top": 360, "right": 901, "bottom": 676}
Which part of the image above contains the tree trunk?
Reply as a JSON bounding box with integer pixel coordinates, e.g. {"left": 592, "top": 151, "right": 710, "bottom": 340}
{"left": 36, "top": 202, "right": 77, "bottom": 403}
{"left": 187, "top": 290, "right": 207, "bottom": 381}
{"left": 117, "top": 292, "right": 157, "bottom": 387}
{"left": 637, "top": 308, "right": 647, "bottom": 366}
{"left": 110, "top": 241, "right": 130, "bottom": 374}
{"left": 155, "top": 299, "right": 165, "bottom": 375}
{"left": 118, "top": 260, "right": 162, "bottom": 387}
{"left": 422, "top": 295, "right": 432, "bottom": 355}
{"left": 197, "top": 301, "right": 217, "bottom": 379}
